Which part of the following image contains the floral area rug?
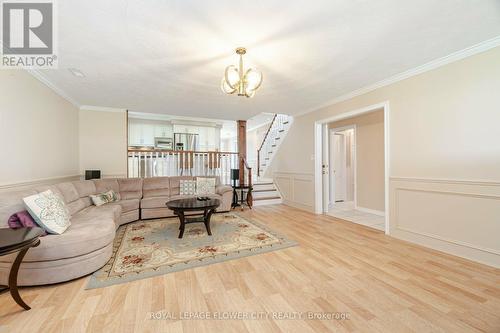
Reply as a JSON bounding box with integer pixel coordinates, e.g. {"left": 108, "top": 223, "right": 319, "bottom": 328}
{"left": 86, "top": 213, "right": 297, "bottom": 289}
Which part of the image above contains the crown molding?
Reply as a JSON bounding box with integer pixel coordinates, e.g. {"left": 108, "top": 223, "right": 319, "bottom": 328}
{"left": 295, "top": 35, "right": 500, "bottom": 118}
{"left": 80, "top": 105, "right": 127, "bottom": 113}
{"left": 27, "top": 69, "right": 81, "bottom": 108}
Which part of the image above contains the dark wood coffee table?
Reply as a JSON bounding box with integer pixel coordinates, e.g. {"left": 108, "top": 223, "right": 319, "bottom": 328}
{"left": 0, "top": 227, "right": 45, "bottom": 310}
{"left": 166, "top": 198, "right": 220, "bottom": 238}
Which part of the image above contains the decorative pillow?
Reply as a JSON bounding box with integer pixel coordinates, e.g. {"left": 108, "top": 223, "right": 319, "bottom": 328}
{"left": 196, "top": 177, "right": 216, "bottom": 195}
{"left": 90, "top": 190, "right": 118, "bottom": 207}
{"left": 180, "top": 180, "right": 197, "bottom": 195}
{"left": 23, "top": 190, "right": 71, "bottom": 235}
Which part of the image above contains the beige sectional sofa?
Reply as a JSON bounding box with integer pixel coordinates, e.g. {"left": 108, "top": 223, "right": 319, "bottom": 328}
{"left": 0, "top": 176, "right": 232, "bottom": 286}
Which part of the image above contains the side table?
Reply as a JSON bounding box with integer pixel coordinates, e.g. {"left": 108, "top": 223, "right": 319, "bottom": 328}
{"left": 0, "top": 227, "right": 45, "bottom": 310}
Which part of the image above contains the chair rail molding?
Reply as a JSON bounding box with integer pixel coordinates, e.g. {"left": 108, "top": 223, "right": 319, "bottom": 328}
{"left": 0, "top": 174, "right": 81, "bottom": 192}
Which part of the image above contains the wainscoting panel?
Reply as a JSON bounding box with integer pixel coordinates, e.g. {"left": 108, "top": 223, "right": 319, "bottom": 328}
{"left": 390, "top": 177, "right": 500, "bottom": 268}
{"left": 274, "top": 172, "right": 315, "bottom": 212}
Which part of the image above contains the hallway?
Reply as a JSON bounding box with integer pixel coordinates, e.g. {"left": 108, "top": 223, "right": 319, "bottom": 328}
{"left": 327, "top": 201, "right": 385, "bottom": 231}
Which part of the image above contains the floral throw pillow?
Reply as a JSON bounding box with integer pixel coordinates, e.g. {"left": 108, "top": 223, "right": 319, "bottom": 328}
{"left": 180, "top": 180, "right": 197, "bottom": 195}
{"left": 90, "top": 190, "right": 118, "bottom": 207}
{"left": 23, "top": 190, "right": 71, "bottom": 235}
{"left": 196, "top": 177, "right": 216, "bottom": 195}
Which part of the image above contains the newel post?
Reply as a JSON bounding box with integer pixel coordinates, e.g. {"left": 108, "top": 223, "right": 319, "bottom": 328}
{"left": 237, "top": 120, "right": 247, "bottom": 186}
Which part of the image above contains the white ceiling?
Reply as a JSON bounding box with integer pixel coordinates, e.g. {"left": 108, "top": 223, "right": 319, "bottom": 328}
{"left": 39, "top": 0, "right": 500, "bottom": 120}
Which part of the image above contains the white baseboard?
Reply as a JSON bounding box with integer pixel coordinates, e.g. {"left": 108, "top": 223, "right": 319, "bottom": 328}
{"left": 355, "top": 205, "right": 385, "bottom": 216}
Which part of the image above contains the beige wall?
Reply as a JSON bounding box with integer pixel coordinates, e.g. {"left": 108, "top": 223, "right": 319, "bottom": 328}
{"left": 271, "top": 46, "right": 500, "bottom": 267}
{"left": 0, "top": 70, "right": 79, "bottom": 187}
{"left": 79, "top": 108, "right": 127, "bottom": 178}
{"left": 329, "top": 110, "right": 384, "bottom": 211}
{"left": 246, "top": 122, "right": 271, "bottom": 171}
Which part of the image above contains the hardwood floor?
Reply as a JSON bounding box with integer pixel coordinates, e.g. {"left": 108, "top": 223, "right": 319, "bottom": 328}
{"left": 1, "top": 204, "right": 499, "bottom": 332}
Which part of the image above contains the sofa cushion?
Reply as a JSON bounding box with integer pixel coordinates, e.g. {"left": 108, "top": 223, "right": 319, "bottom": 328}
{"left": 56, "top": 182, "right": 80, "bottom": 204}
{"left": 23, "top": 190, "right": 71, "bottom": 235}
{"left": 110, "top": 198, "right": 140, "bottom": 213}
{"left": 141, "top": 196, "right": 169, "bottom": 209}
{"left": 169, "top": 176, "right": 194, "bottom": 196}
{"left": 118, "top": 178, "right": 143, "bottom": 200}
{"left": 54, "top": 182, "right": 87, "bottom": 215}
{"left": 93, "top": 179, "right": 121, "bottom": 200}
{"left": 196, "top": 177, "right": 216, "bottom": 195}
{"left": 143, "top": 177, "right": 170, "bottom": 197}
{"left": 78, "top": 204, "right": 122, "bottom": 224}
{"left": 18, "top": 212, "right": 115, "bottom": 262}
{"left": 180, "top": 180, "right": 197, "bottom": 195}
{"left": 196, "top": 176, "right": 221, "bottom": 186}
{"left": 167, "top": 194, "right": 222, "bottom": 202}
{"left": 72, "top": 180, "right": 96, "bottom": 198}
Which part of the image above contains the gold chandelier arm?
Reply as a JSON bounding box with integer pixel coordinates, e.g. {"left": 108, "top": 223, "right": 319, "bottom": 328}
{"left": 221, "top": 78, "right": 237, "bottom": 94}
{"left": 224, "top": 65, "right": 238, "bottom": 90}
{"left": 244, "top": 68, "right": 263, "bottom": 92}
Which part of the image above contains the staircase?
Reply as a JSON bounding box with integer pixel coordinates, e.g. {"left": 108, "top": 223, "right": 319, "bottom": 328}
{"left": 252, "top": 179, "right": 282, "bottom": 206}
{"left": 252, "top": 113, "right": 292, "bottom": 206}
{"left": 257, "top": 114, "right": 293, "bottom": 177}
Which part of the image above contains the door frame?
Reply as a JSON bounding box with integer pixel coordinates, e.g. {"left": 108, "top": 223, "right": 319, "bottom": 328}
{"left": 314, "top": 101, "right": 390, "bottom": 235}
{"left": 329, "top": 125, "right": 357, "bottom": 208}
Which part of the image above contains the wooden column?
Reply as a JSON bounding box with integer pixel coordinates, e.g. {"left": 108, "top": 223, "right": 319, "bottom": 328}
{"left": 237, "top": 120, "right": 247, "bottom": 186}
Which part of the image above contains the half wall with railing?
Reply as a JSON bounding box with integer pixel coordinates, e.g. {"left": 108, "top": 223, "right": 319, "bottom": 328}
{"left": 128, "top": 149, "right": 239, "bottom": 185}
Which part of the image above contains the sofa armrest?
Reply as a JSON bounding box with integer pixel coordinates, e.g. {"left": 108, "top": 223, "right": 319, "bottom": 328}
{"left": 216, "top": 185, "right": 233, "bottom": 195}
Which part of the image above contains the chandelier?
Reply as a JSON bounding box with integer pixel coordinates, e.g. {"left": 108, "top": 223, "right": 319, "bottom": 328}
{"left": 221, "top": 47, "right": 263, "bottom": 98}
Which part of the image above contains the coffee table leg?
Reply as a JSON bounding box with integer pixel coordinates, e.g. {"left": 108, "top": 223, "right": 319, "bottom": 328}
{"left": 9, "top": 246, "right": 32, "bottom": 310}
{"left": 178, "top": 211, "right": 186, "bottom": 239}
{"left": 204, "top": 209, "right": 214, "bottom": 236}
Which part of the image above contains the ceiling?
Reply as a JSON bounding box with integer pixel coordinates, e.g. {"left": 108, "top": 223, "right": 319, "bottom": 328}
{"left": 39, "top": 0, "right": 500, "bottom": 120}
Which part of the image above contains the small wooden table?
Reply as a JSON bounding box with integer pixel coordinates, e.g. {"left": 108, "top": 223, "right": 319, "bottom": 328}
{"left": 166, "top": 198, "right": 220, "bottom": 238}
{"left": 0, "top": 227, "right": 45, "bottom": 310}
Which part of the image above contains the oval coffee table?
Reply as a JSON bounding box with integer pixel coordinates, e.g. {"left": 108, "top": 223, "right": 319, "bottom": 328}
{"left": 0, "top": 227, "right": 45, "bottom": 310}
{"left": 166, "top": 198, "right": 220, "bottom": 238}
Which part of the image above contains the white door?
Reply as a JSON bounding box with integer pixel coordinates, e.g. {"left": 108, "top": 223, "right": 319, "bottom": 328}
{"left": 322, "top": 124, "right": 330, "bottom": 212}
{"left": 333, "top": 133, "right": 346, "bottom": 202}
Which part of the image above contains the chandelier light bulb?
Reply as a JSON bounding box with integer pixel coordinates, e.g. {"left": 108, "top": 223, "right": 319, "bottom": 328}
{"left": 221, "top": 47, "right": 263, "bottom": 98}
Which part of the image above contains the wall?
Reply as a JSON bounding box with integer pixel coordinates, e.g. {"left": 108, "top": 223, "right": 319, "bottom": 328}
{"left": 0, "top": 70, "right": 79, "bottom": 188}
{"left": 329, "top": 110, "right": 384, "bottom": 212}
{"left": 79, "top": 108, "right": 127, "bottom": 178}
{"left": 246, "top": 122, "right": 271, "bottom": 171}
{"left": 270, "top": 45, "right": 500, "bottom": 267}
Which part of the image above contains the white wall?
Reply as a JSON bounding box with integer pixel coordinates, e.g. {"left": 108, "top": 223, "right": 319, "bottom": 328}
{"left": 270, "top": 45, "right": 500, "bottom": 267}
{"left": 0, "top": 70, "right": 79, "bottom": 188}
{"left": 246, "top": 122, "right": 271, "bottom": 171}
{"left": 79, "top": 108, "right": 127, "bottom": 178}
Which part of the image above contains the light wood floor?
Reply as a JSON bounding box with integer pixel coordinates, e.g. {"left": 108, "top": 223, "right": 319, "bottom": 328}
{"left": 1, "top": 205, "right": 499, "bottom": 332}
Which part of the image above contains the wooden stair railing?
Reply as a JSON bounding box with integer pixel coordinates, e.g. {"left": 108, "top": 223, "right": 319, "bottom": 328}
{"left": 241, "top": 157, "right": 253, "bottom": 208}
{"left": 257, "top": 114, "right": 278, "bottom": 177}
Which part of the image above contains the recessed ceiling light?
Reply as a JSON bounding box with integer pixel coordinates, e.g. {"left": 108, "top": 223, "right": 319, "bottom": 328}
{"left": 68, "top": 68, "right": 85, "bottom": 78}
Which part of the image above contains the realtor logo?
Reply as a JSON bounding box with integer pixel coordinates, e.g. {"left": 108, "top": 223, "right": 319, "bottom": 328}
{"left": 1, "top": 0, "right": 57, "bottom": 68}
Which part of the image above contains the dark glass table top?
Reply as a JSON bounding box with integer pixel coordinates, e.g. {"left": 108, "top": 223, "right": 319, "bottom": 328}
{"left": 0, "top": 227, "right": 45, "bottom": 253}
{"left": 166, "top": 198, "right": 220, "bottom": 211}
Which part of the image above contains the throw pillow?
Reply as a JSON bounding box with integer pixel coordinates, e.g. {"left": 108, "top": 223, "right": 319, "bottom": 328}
{"left": 196, "top": 177, "right": 216, "bottom": 195}
{"left": 90, "top": 190, "right": 118, "bottom": 206}
{"left": 180, "top": 180, "right": 197, "bottom": 195}
{"left": 23, "top": 190, "right": 71, "bottom": 235}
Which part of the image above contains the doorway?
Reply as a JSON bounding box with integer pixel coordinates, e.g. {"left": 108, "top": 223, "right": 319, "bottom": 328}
{"left": 314, "top": 102, "right": 390, "bottom": 234}
{"left": 329, "top": 126, "right": 355, "bottom": 208}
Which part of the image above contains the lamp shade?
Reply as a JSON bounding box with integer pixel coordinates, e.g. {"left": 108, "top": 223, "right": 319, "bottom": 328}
{"left": 231, "top": 169, "right": 240, "bottom": 180}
